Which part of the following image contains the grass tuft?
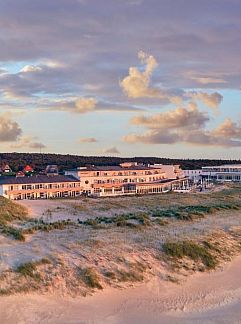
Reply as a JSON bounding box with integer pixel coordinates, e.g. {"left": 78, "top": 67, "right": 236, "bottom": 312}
{"left": 163, "top": 240, "right": 218, "bottom": 269}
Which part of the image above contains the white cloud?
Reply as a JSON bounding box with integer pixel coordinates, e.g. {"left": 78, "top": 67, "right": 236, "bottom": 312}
{"left": 120, "top": 51, "right": 167, "bottom": 99}
{"left": 20, "top": 65, "right": 43, "bottom": 73}
{"left": 75, "top": 97, "right": 97, "bottom": 113}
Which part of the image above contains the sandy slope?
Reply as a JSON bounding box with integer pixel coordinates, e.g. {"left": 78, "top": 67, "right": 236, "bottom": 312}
{"left": 1, "top": 255, "right": 241, "bottom": 324}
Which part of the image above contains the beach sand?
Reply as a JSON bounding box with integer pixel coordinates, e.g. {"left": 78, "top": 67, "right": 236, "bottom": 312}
{"left": 1, "top": 255, "right": 241, "bottom": 323}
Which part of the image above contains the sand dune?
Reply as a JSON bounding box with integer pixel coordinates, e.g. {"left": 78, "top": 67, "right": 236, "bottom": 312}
{"left": 1, "top": 255, "right": 241, "bottom": 323}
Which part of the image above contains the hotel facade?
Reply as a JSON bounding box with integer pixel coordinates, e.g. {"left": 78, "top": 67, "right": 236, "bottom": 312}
{"left": 0, "top": 163, "right": 189, "bottom": 200}
{"left": 0, "top": 175, "right": 81, "bottom": 200}
{"left": 65, "top": 162, "right": 189, "bottom": 197}
{"left": 201, "top": 164, "right": 241, "bottom": 182}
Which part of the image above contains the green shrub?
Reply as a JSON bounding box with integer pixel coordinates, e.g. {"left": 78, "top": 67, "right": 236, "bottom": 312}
{"left": 1, "top": 225, "right": 25, "bottom": 241}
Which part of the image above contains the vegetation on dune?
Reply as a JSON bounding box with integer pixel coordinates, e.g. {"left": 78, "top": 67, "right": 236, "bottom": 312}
{"left": 1, "top": 225, "right": 25, "bottom": 241}
{"left": 79, "top": 200, "right": 241, "bottom": 230}
{"left": 151, "top": 203, "right": 241, "bottom": 221}
{"left": 1, "top": 184, "right": 241, "bottom": 296}
{"left": 163, "top": 240, "right": 218, "bottom": 270}
{"left": 0, "top": 196, "right": 28, "bottom": 224}
{"left": 0, "top": 197, "right": 28, "bottom": 240}
{"left": 23, "top": 219, "right": 75, "bottom": 234}
{"left": 79, "top": 267, "right": 103, "bottom": 289}
{"left": 16, "top": 258, "right": 51, "bottom": 281}
{"left": 80, "top": 212, "right": 151, "bottom": 229}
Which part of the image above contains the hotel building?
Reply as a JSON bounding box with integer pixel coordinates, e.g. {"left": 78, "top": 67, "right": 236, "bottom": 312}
{"left": 0, "top": 175, "right": 81, "bottom": 200}
{"left": 201, "top": 164, "right": 241, "bottom": 182}
{"left": 65, "top": 162, "right": 188, "bottom": 197}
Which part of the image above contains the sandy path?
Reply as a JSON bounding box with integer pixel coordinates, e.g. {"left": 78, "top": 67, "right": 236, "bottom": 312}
{"left": 1, "top": 256, "right": 241, "bottom": 323}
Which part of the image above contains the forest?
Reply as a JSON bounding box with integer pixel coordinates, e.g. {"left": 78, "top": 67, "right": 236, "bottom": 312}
{"left": 0, "top": 153, "right": 240, "bottom": 172}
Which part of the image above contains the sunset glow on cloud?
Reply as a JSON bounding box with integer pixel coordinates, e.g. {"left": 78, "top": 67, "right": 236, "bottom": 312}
{"left": 0, "top": 0, "right": 240, "bottom": 158}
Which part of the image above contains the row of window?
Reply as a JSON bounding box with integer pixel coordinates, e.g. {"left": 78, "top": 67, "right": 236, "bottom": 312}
{"left": 91, "top": 170, "right": 162, "bottom": 177}
{"left": 203, "top": 168, "right": 241, "bottom": 173}
{"left": 218, "top": 175, "right": 241, "bottom": 180}
{"left": 92, "top": 176, "right": 165, "bottom": 185}
{"left": 7, "top": 182, "right": 80, "bottom": 191}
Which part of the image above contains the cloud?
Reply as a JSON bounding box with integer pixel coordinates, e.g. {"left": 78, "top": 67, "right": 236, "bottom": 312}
{"left": 183, "top": 130, "right": 241, "bottom": 147}
{"left": 123, "top": 128, "right": 241, "bottom": 147}
{"left": 190, "top": 76, "right": 227, "bottom": 85}
{"left": 75, "top": 97, "right": 97, "bottom": 113}
{"left": 102, "top": 146, "right": 120, "bottom": 154}
{"left": 187, "top": 91, "right": 223, "bottom": 110}
{"left": 11, "top": 135, "right": 46, "bottom": 150}
{"left": 0, "top": 113, "right": 22, "bottom": 142}
{"left": 130, "top": 103, "right": 209, "bottom": 130}
{"left": 20, "top": 65, "right": 43, "bottom": 73}
{"left": 29, "top": 142, "right": 46, "bottom": 149}
{"left": 123, "top": 105, "right": 241, "bottom": 148}
{"left": 120, "top": 51, "right": 166, "bottom": 99}
{"left": 38, "top": 97, "right": 143, "bottom": 113}
{"left": 120, "top": 51, "right": 223, "bottom": 110}
{"left": 78, "top": 137, "right": 98, "bottom": 143}
{"left": 123, "top": 130, "right": 180, "bottom": 144}
{"left": 212, "top": 118, "right": 241, "bottom": 138}
{"left": 120, "top": 51, "right": 183, "bottom": 104}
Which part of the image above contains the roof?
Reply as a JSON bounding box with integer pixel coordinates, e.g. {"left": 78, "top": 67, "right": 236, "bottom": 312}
{"left": 77, "top": 165, "right": 164, "bottom": 172}
{"left": 0, "top": 175, "right": 79, "bottom": 185}
{"left": 24, "top": 165, "right": 33, "bottom": 171}
{"left": 202, "top": 164, "right": 241, "bottom": 169}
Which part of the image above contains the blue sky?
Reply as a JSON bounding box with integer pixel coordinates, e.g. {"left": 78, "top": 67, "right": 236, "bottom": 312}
{"left": 0, "top": 0, "right": 241, "bottom": 158}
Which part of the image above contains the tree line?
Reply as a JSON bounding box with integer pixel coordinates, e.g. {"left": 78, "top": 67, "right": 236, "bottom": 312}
{"left": 0, "top": 152, "right": 240, "bottom": 172}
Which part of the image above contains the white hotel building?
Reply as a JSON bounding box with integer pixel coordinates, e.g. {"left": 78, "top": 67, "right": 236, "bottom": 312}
{"left": 65, "top": 162, "right": 188, "bottom": 197}
{"left": 201, "top": 164, "right": 241, "bottom": 182}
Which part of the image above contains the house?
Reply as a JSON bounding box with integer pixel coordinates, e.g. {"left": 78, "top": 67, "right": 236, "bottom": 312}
{"left": 1, "top": 164, "right": 12, "bottom": 174}
{"left": 0, "top": 175, "right": 81, "bottom": 200}
{"left": 45, "top": 165, "right": 59, "bottom": 176}
{"left": 23, "top": 165, "right": 34, "bottom": 173}
{"left": 16, "top": 171, "right": 25, "bottom": 178}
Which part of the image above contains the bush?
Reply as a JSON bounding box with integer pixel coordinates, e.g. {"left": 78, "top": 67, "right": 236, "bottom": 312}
{"left": 1, "top": 225, "right": 25, "bottom": 241}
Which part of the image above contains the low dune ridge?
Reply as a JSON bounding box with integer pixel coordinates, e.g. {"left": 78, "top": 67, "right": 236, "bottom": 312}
{"left": 1, "top": 184, "right": 241, "bottom": 322}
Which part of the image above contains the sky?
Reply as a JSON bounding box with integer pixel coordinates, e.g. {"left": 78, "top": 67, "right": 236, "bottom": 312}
{"left": 0, "top": 0, "right": 241, "bottom": 159}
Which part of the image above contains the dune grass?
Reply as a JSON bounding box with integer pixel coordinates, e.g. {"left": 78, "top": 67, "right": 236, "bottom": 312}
{"left": 15, "top": 258, "right": 51, "bottom": 281}
{"left": 79, "top": 267, "right": 103, "bottom": 289}
{"left": 163, "top": 240, "right": 218, "bottom": 269}
{"left": 0, "top": 197, "right": 28, "bottom": 224}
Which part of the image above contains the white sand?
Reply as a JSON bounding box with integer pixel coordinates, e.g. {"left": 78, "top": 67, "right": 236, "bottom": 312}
{"left": 1, "top": 255, "right": 241, "bottom": 323}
